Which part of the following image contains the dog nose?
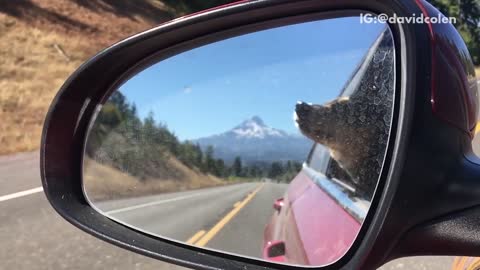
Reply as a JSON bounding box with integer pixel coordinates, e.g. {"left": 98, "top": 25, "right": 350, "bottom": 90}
{"left": 295, "top": 101, "right": 312, "bottom": 118}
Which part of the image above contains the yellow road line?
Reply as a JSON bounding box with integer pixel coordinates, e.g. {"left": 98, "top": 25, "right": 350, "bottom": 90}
{"left": 186, "top": 230, "right": 206, "bottom": 245}
{"left": 194, "top": 184, "right": 265, "bottom": 247}
{"left": 233, "top": 201, "right": 240, "bottom": 208}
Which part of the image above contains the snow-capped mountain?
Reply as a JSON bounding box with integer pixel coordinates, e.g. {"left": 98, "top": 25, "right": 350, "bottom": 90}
{"left": 230, "top": 116, "right": 287, "bottom": 139}
{"left": 193, "top": 116, "right": 313, "bottom": 164}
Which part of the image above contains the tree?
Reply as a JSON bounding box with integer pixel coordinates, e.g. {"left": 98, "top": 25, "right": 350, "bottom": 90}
{"left": 194, "top": 144, "right": 204, "bottom": 169}
{"left": 154, "top": 123, "right": 179, "bottom": 155}
{"left": 232, "top": 156, "right": 243, "bottom": 177}
{"left": 214, "top": 159, "right": 226, "bottom": 177}
{"left": 286, "top": 161, "right": 293, "bottom": 173}
{"left": 96, "top": 103, "right": 123, "bottom": 128}
{"left": 247, "top": 164, "right": 262, "bottom": 178}
{"left": 268, "top": 162, "right": 285, "bottom": 179}
{"left": 141, "top": 111, "right": 157, "bottom": 146}
{"left": 177, "top": 141, "right": 194, "bottom": 168}
{"left": 204, "top": 146, "right": 216, "bottom": 174}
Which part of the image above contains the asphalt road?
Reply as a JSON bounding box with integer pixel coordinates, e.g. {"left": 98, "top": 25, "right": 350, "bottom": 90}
{"left": 94, "top": 182, "right": 287, "bottom": 258}
{"left": 0, "top": 152, "right": 459, "bottom": 269}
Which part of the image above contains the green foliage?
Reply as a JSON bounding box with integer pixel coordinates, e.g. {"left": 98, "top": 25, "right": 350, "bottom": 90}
{"left": 429, "top": 0, "right": 480, "bottom": 65}
{"left": 278, "top": 161, "right": 303, "bottom": 182}
{"left": 213, "top": 159, "right": 226, "bottom": 177}
{"left": 97, "top": 103, "right": 123, "bottom": 127}
{"left": 204, "top": 146, "right": 217, "bottom": 174}
{"left": 177, "top": 141, "right": 203, "bottom": 170}
{"left": 232, "top": 156, "right": 243, "bottom": 177}
{"left": 247, "top": 164, "right": 262, "bottom": 178}
{"left": 268, "top": 162, "right": 285, "bottom": 179}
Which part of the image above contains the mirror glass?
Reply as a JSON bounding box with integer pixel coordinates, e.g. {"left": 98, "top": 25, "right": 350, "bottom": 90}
{"left": 83, "top": 16, "right": 395, "bottom": 267}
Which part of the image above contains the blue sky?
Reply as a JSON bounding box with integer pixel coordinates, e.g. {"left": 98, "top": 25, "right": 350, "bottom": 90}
{"left": 117, "top": 17, "right": 387, "bottom": 140}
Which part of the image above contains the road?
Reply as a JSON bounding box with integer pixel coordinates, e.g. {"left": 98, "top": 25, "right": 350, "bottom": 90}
{"left": 0, "top": 151, "right": 459, "bottom": 269}
{"left": 94, "top": 182, "right": 287, "bottom": 258}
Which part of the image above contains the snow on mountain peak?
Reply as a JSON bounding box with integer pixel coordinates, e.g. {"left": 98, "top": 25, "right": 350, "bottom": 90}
{"left": 231, "top": 116, "right": 286, "bottom": 139}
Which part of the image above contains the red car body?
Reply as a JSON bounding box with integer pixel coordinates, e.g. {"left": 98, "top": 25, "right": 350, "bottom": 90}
{"left": 263, "top": 144, "right": 367, "bottom": 266}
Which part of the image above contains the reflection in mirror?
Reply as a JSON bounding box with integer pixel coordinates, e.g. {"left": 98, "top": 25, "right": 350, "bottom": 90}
{"left": 473, "top": 123, "right": 480, "bottom": 156}
{"left": 83, "top": 16, "right": 395, "bottom": 267}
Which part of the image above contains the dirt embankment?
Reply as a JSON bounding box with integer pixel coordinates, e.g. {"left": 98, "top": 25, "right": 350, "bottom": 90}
{"left": 83, "top": 157, "right": 225, "bottom": 201}
{"left": 0, "top": 0, "right": 176, "bottom": 155}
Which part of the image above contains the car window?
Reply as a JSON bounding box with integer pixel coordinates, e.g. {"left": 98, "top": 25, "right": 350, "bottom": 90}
{"left": 307, "top": 144, "right": 330, "bottom": 173}
{"left": 307, "top": 144, "right": 356, "bottom": 194}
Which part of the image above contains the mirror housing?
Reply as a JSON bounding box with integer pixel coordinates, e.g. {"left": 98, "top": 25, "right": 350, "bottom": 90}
{"left": 264, "top": 241, "right": 287, "bottom": 262}
{"left": 40, "top": 0, "right": 480, "bottom": 269}
{"left": 273, "top": 198, "right": 284, "bottom": 212}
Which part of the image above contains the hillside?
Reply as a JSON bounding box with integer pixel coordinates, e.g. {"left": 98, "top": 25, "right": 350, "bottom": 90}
{"left": 84, "top": 157, "right": 224, "bottom": 201}
{"left": 84, "top": 90, "right": 229, "bottom": 200}
{"left": 0, "top": 0, "right": 180, "bottom": 155}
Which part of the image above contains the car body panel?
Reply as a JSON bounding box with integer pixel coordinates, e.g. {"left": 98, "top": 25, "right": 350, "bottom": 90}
{"left": 264, "top": 169, "right": 361, "bottom": 265}
{"left": 417, "top": 0, "right": 479, "bottom": 137}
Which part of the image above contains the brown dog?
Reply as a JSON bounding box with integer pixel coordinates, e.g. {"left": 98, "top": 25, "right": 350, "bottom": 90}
{"left": 295, "top": 28, "right": 394, "bottom": 200}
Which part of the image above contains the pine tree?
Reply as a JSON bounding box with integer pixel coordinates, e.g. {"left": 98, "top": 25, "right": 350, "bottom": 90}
{"left": 232, "top": 156, "right": 243, "bottom": 177}
{"left": 215, "top": 159, "right": 226, "bottom": 177}
{"left": 268, "top": 162, "right": 285, "bottom": 179}
{"left": 205, "top": 146, "right": 216, "bottom": 174}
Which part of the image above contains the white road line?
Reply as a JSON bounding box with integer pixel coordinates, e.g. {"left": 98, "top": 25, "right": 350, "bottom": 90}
{"left": 105, "top": 193, "right": 207, "bottom": 215}
{"left": 105, "top": 185, "right": 248, "bottom": 215}
{"left": 0, "top": 187, "right": 43, "bottom": 202}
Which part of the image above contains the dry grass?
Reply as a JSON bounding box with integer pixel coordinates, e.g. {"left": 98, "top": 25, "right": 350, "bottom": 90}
{"left": 0, "top": 17, "right": 91, "bottom": 154}
{"left": 83, "top": 157, "right": 225, "bottom": 201}
{"left": 0, "top": 0, "right": 173, "bottom": 155}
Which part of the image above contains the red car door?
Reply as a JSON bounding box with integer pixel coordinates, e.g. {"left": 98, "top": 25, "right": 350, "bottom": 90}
{"left": 264, "top": 144, "right": 367, "bottom": 265}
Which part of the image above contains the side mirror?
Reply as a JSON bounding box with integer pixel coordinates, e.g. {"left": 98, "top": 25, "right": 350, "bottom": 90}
{"left": 264, "top": 241, "right": 286, "bottom": 262}
{"left": 273, "top": 198, "right": 284, "bottom": 212}
{"left": 40, "top": 0, "right": 480, "bottom": 269}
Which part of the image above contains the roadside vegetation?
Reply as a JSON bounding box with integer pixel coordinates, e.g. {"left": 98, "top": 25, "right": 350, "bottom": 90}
{"left": 84, "top": 157, "right": 224, "bottom": 201}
